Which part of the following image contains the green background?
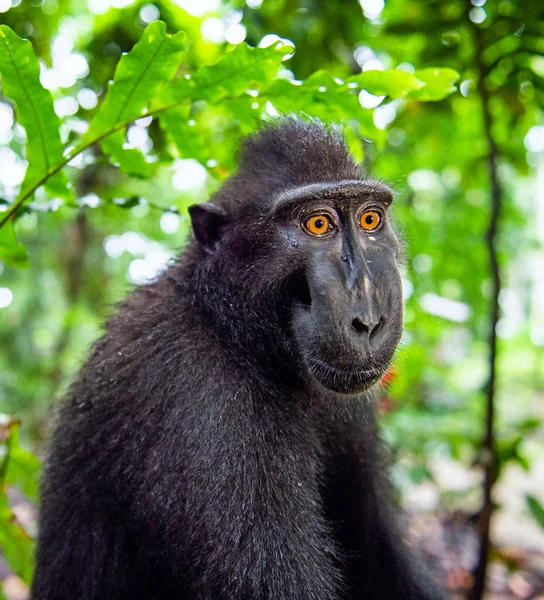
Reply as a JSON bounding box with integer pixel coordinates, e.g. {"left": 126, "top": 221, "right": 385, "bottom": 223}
{"left": 0, "top": 0, "right": 543, "bottom": 598}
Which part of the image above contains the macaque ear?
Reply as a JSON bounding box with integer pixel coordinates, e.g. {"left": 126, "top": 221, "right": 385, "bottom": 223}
{"left": 188, "top": 203, "right": 229, "bottom": 252}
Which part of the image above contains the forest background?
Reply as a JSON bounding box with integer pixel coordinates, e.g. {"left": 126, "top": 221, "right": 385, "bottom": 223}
{"left": 0, "top": 0, "right": 543, "bottom": 598}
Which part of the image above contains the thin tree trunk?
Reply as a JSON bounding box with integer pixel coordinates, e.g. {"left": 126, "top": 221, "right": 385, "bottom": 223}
{"left": 468, "top": 15, "right": 502, "bottom": 600}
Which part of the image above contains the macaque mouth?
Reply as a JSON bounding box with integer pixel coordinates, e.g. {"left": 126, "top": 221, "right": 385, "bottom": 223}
{"left": 310, "top": 357, "right": 384, "bottom": 381}
{"left": 308, "top": 357, "right": 385, "bottom": 394}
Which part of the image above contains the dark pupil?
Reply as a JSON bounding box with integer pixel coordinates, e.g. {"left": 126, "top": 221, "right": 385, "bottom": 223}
{"left": 315, "top": 219, "right": 324, "bottom": 229}
{"left": 365, "top": 215, "right": 374, "bottom": 225}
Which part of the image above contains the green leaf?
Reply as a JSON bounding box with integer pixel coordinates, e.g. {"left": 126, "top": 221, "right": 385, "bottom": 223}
{"left": 408, "top": 464, "right": 434, "bottom": 484}
{"left": 0, "top": 494, "right": 35, "bottom": 584}
{"left": 155, "top": 41, "right": 293, "bottom": 107}
{"left": 0, "top": 222, "right": 29, "bottom": 268}
{"left": 100, "top": 130, "right": 152, "bottom": 178}
{"left": 0, "top": 25, "right": 70, "bottom": 201}
{"left": 348, "top": 69, "right": 425, "bottom": 98}
{"left": 111, "top": 196, "right": 142, "bottom": 209}
{"left": 3, "top": 427, "right": 41, "bottom": 503}
{"left": 0, "top": 419, "right": 37, "bottom": 583}
{"left": 83, "top": 21, "right": 186, "bottom": 149}
{"left": 5, "top": 447, "right": 40, "bottom": 503}
{"left": 407, "top": 67, "right": 460, "bottom": 101}
{"left": 159, "top": 106, "right": 208, "bottom": 160}
{"left": 526, "top": 495, "right": 544, "bottom": 530}
{"left": 302, "top": 69, "right": 341, "bottom": 89}
{"left": 264, "top": 71, "right": 381, "bottom": 141}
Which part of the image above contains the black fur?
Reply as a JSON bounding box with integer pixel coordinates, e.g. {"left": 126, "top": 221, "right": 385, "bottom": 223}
{"left": 32, "top": 119, "right": 447, "bottom": 600}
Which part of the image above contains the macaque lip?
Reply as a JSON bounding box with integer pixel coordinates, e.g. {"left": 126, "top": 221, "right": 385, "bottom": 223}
{"left": 308, "top": 357, "right": 385, "bottom": 394}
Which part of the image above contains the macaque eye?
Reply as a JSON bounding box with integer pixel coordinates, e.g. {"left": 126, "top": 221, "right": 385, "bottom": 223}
{"left": 359, "top": 209, "right": 383, "bottom": 232}
{"left": 304, "top": 214, "right": 335, "bottom": 237}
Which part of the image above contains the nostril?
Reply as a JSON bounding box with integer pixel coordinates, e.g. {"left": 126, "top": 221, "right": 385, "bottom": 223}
{"left": 351, "top": 316, "right": 384, "bottom": 337}
{"left": 351, "top": 317, "right": 367, "bottom": 334}
{"left": 369, "top": 316, "right": 384, "bottom": 340}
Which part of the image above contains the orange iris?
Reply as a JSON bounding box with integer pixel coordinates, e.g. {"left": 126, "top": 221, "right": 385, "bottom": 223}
{"left": 360, "top": 210, "right": 382, "bottom": 232}
{"left": 306, "top": 215, "right": 332, "bottom": 236}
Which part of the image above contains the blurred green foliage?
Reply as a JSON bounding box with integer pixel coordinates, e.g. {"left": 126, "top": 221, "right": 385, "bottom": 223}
{"left": 0, "top": 0, "right": 543, "bottom": 594}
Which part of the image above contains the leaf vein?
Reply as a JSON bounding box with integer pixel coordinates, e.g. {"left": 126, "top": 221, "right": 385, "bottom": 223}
{"left": 113, "top": 35, "right": 167, "bottom": 126}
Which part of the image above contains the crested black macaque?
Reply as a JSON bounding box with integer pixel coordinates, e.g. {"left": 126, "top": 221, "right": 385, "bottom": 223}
{"left": 32, "top": 119, "right": 447, "bottom": 600}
